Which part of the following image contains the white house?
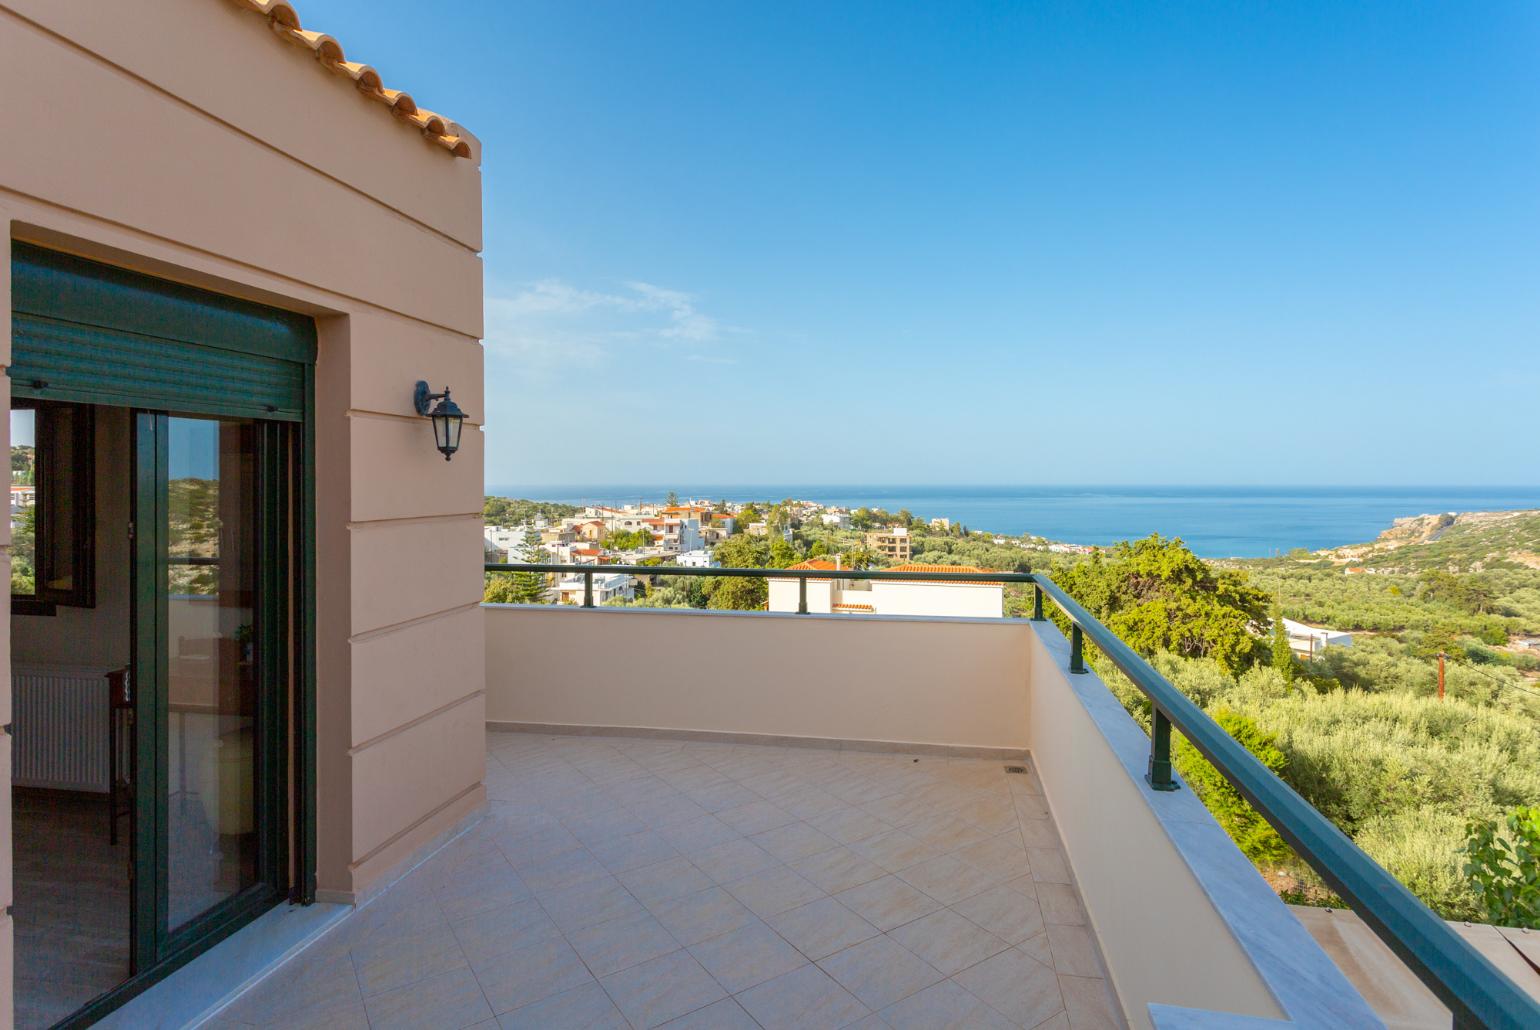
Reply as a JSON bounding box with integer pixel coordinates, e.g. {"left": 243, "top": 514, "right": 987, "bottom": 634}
{"left": 483, "top": 524, "right": 529, "bottom": 555}
{"left": 1282, "top": 618, "right": 1353, "bottom": 658}
{"left": 556, "top": 572, "right": 635, "bottom": 606}
{"left": 768, "top": 561, "right": 1003, "bottom": 618}
{"left": 675, "top": 549, "right": 717, "bottom": 568}
{"left": 820, "top": 512, "right": 852, "bottom": 530}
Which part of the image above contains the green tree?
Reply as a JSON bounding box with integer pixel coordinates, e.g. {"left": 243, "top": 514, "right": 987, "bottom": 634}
{"left": 841, "top": 547, "right": 876, "bottom": 570}
{"left": 1174, "top": 710, "right": 1293, "bottom": 866}
{"left": 1464, "top": 806, "right": 1540, "bottom": 929}
{"left": 713, "top": 533, "right": 770, "bottom": 571}
{"left": 1059, "top": 535, "right": 1270, "bottom": 674}
{"left": 707, "top": 576, "right": 767, "bottom": 611}
{"left": 665, "top": 490, "right": 680, "bottom": 507}
{"left": 1270, "top": 607, "right": 1296, "bottom": 683}
{"left": 605, "top": 527, "right": 653, "bottom": 550}
{"left": 485, "top": 523, "right": 550, "bottom": 603}
{"left": 769, "top": 536, "right": 799, "bottom": 569}
{"left": 738, "top": 503, "right": 762, "bottom": 528}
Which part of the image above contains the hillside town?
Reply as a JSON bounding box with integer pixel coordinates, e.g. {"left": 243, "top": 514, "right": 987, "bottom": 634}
{"left": 482, "top": 496, "right": 1095, "bottom": 616}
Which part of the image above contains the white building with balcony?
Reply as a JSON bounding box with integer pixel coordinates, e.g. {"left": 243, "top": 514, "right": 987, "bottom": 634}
{"left": 768, "top": 561, "right": 1004, "bottom": 618}
{"left": 555, "top": 572, "right": 636, "bottom": 605}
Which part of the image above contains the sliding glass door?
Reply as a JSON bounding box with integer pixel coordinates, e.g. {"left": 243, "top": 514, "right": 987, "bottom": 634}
{"left": 132, "top": 413, "right": 292, "bottom": 969}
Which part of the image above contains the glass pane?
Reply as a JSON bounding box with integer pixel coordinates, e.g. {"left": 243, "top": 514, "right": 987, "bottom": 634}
{"left": 39, "top": 404, "right": 78, "bottom": 594}
{"left": 10, "top": 409, "right": 37, "bottom": 596}
{"left": 166, "top": 417, "right": 259, "bottom": 931}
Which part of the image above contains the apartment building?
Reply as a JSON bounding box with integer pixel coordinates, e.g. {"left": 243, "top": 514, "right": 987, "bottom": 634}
{"left": 866, "top": 524, "right": 913, "bottom": 560}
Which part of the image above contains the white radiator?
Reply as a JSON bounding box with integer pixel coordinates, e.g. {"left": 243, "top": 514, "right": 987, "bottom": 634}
{"left": 11, "top": 663, "right": 113, "bottom": 793}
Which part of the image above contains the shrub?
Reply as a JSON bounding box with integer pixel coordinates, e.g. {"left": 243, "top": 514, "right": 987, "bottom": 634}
{"left": 1464, "top": 806, "right": 1540, "bottom": 929}
{"left": 1173, "top": 710, "right": 1293, "bottom": 866}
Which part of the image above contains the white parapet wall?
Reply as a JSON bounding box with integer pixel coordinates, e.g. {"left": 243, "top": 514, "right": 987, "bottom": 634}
{"left": 1024, "top": 618, "right": 1381, "bottom": 1029}
{"left": 483, "top": 605, "right": 1032, "bottom": 754}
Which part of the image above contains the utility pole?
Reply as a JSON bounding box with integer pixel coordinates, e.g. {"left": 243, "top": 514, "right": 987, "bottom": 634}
{"left": 1437, "top": 652, "right": 1446, "bottom": 701}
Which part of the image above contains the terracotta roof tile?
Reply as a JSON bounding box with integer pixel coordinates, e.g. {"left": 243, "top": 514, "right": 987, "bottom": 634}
{"left": 886, "top": 563, "right": 1004, "bottom": 585}
{"left": 228, "top": 0, "right": 475, "bottom": 159}
{"left": 832, "top": 603, "right": 875, "bottom": 612}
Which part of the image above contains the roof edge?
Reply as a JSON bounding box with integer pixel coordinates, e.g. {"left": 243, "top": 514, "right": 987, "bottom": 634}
{"left": 227, "top": 0, "right": 477, "bottom": 162}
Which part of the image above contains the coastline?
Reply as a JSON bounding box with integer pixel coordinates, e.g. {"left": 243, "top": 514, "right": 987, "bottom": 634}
{"left": 486, "top": 485, "right": 1540, "bottom": 560}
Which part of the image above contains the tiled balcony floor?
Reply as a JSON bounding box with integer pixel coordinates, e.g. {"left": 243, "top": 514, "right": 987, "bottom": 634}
{"left": 215, "top": 731, "right": 1121, "bottom": 1029}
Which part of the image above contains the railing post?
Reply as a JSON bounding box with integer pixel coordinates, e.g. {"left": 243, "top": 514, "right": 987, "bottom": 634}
{"left": 1146, "top": 706, "right": 1178, "bottom": 790}
{"left": 583, "top": 569, "right": 594, "bottom": 608}
{"left": 1032, "top": 584, "right": 1044, "bottom": 621}
{"left": 1069, "top": 624, "right": 1086, "bottom": 674}
{"left": 798, "top": 576, "right": 808, "bottom": 615}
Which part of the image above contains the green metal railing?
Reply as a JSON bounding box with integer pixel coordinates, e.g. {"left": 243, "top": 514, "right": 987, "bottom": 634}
{"left": 485, "top": 560, "right": 1540, "bottom": 1028}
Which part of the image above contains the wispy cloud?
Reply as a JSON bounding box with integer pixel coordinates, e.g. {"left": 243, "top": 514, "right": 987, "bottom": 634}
{"left": 484, "top": 279, "right": 741, "bottom": 381}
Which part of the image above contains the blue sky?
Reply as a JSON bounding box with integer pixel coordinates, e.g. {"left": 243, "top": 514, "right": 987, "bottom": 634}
{"left": 302, "top": 1, "right": 1539, "bottom": 487}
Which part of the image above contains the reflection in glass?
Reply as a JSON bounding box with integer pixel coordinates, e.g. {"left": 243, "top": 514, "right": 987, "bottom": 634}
{"left": 166, "top": 417, "right": 258, "bottom": 931}
{"left": 10, "top": 409, "right": 37, "bottom": 596}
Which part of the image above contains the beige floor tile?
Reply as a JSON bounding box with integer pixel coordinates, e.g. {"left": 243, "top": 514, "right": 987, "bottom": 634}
{"left": 496, "top": 981, "right": 627, "bottom": 1029}
{"left": 880, "top": 979, "right": 1015, "bottom": 1030}
{"left": 834, "top": 875, "right": 941, "bottom": 932}
{"left": 351, "top": 920, "right": 468, "bottom": 997}
{"left": 717, "top": 800, "right": 800, "bottom": 836}
{"left": 688, "top": 920, "right": 807, "bottom": 993}
{"left": 473, "top": 935, "right": 594, "bottom": 1015}
{"left": 567, "top": 910, "right": 682, "bottom": 977}
{"left": 897, "top": 854, "right": 1007, "bottom": 906}
{"left": 600, "top": 950, "right": 727, "bottom": 1028}
{"left": 1059, "top": 974, "right": 1121, "bottom": 1029}
{"left": 1045, "top": 923, "right": 1103, "bottom": 978}
{"left": 518, "top": 847, "right": 612, "bottom": 895}
{"left": 817, "top": 934, "right": 944, "bottom": 1011}
{"left": 619, "top": 857, "right": 715, "bottom": 906}
{"left": 1018, "top": 818, "right": 1065, "bottom": 850}
{"left": 768, "top": 897, "right": 880, "bottom": 961}
{"left": 658, "top": 997, "right": 760, "bottom": 1028}
{"left": 363, "top": 966, "right": 492, "bottom": 1030}
{"left": 647, "top": 886, "right": 760, "bottom": 946}
{"left": 751, "top": 821, "right": 842, "bottom": 863}
{"left": 953, "top": 947, "right": 1064, "bottom": 1029}
{"left": 888, "top": 908, "right": 1010, "bottom": 976}
{"left": 1026, "top": 847, "right": 1073, "bottom": 885}
{"left": 221, "top": 950, "right": 361, "bottom": 1025}
{"left": 1036, "top": 882, "right": 1087, "bottom": 926}
{"left": 952, "top": 884, "right": 1047, "bottom": 944}
{"left": 436, "top": 863, "right": 534, "bottom": 922}
{"left": 659, "top": 814, "right": 742, "bottom": 854}
{"left": 958, "top": 834, "right": 1033, "bottom": 882}
{"left": 588, "top": 829, "right": 681, "bottom": 875}
{"left": 807, "top": 806, "right": 892, "bottom": 846}
{"left": 905, "top": 815, "right": 995, "bottom": 853}
{"left": 692, "top": 838, "right": 781, "bottom": 884}
{"left": 453, "top": 899, "right": 559, "bottom": 966}
{"left": 736, "top": 962, "right": 870, "bottom": 1029}
{"left": 848, "top": 829, "right": 943, "bottom": 873}
{"left": 723, "top": 865, "right": 825, "bottom": 919}
{"left": 543, "top": 876, "right": 647, "bottom": 932}
{"left": 791, "top": 846, "right": 887, "bottom": 894}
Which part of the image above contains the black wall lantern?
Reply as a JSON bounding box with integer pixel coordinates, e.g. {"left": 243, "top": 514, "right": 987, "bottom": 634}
{"left": 414, "top": 381, "right": 467, "bottom": 461}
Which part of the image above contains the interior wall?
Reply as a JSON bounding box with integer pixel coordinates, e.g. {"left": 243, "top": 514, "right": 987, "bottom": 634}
{"left": 12, "top": 407, "right": 131, "bottom": 671}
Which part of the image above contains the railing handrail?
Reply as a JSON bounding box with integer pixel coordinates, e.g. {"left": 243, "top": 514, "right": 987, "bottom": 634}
{"left": 483, "top": 560, "right": 1540, "bottom": 1027}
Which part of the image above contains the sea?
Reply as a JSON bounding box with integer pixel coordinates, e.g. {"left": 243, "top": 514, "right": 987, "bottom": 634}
{"left": 485, "top": 485, "right": 1540, "bottom": 560}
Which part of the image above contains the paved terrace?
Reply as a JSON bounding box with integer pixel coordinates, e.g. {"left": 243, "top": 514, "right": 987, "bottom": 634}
{"left": 213, "top": 730, "right": 1119, "bottom": 1028}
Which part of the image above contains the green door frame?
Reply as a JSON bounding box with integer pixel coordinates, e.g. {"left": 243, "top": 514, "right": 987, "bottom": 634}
{"left": 10, "top": 244, "right": 319, "bottom": 1027}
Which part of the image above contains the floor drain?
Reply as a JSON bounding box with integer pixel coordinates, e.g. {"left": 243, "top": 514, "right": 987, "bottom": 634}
{"left": 1004, "top": 765, "right": 1028, "bottom": 775}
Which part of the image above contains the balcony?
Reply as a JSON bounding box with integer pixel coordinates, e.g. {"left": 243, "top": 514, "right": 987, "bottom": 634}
{"left": 204, "top": 568, "right": 1540, "bottom": 1029}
